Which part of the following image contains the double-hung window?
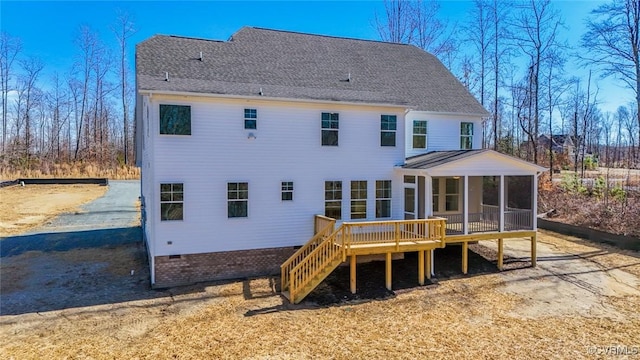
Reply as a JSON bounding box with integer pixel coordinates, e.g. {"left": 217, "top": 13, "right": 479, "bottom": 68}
{"left": 350, "top": 181, "right": 367, "bottom": 219}
{"left": 445, "top": 178, "right": 459, "bottom": 211}
{"left": 160, "top": 104, "right": 191, "bottom": 135}
{"left": 413, "top": 120, "right": 427, "bottom": 149}
{"left": 380, "top": 115, "right": 397, "bottom": 146}
{"left": 321, "top": 113, "right": 339, "bottom": 146}
{"left": 375, "top": 180, "right": 392, "bottom": 218}
{"left": 281, "top": 181, "right": 294, "bottom": 201}
{"left": 244, "top": 108, "right": 257, "bottom": 129}
{"left": 324, "top": 181, "right": 342, "bottom": 219}
{"left": 228, "top": 182, "right": 248, "bottom": 218}
{"left": 460, "top": 122, "right": 474, "bottom": 149}
{"left": 160, "top": 183, "right": 184, "bottom": 221}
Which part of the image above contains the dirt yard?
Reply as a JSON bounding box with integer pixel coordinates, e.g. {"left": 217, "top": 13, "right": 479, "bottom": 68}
{"left": 1, "top": 185, "right": 639, "bottom": 359}
{"left": 0, "top": 184, "right": 108, "bottom": 236}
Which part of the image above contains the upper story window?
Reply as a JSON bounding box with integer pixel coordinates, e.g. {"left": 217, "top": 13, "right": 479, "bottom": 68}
{"left": 244, "top": 108, "right": 257, "bottom": 129}
{"left": 324, "top": 181, "right": 342, "bottom": 219}
{"left": 281, "top": 181, "right": 294, "bottom": 201}
{"left": 160, "top": 183, "right": 184, "bottom": 221}
{"left": 460, "top": 122, "right": 474, "bottom": 149}
{"left": 160, "top": 104, "right": 191, "bottom": 135}
{"left": 228, "top": 182, "right": 248, "bottom": 218}
{"left": 321, "top": 112, "right": 339, "bottom": 146}
{"left": 413, "top": 120, "right": 427, "bottom": 149}
{"left": 380, "top": 115, "right": 397, "bottom": 147}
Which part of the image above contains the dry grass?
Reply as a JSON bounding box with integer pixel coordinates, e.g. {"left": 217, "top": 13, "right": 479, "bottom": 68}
{"left": 0, "top": 184, "right": 108, "bottom": 236}
{"left": 1, "top": 271, "right": 638, "bottom": 359}
{"left": 1, "top": 163, "right": 140, "bottom": 181}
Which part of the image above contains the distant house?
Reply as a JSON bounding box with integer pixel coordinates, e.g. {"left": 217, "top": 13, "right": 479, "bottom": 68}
{"left": 135, "top": 27, "right": 546, "bottom": 294}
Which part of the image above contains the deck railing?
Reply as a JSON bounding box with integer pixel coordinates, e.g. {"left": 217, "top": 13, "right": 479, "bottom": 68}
{"left": 281, "top": 215, "right": 335, "bottom": 292}
{"left": 314, "top": 214, "right": 335, "bottom": 235}
{"left": 289, "top": 224, "right": 345, "bottom": 303}
{"left": 283, "top": 216, "right": 447, "bottom": 303}
{"left": 342, "top": 218, "right": 446, "bottom": 251}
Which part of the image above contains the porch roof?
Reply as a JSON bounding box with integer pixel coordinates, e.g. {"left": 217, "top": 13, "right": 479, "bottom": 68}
{"left": 400, "top": 150, "right": 547, "bottom": 176}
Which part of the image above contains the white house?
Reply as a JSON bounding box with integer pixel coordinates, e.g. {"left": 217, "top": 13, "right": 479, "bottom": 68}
{"left": 136, "top": 27, "right": 546, "bottom": 288}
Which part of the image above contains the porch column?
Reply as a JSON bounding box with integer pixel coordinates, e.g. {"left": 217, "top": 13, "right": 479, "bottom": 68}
{"left": 499, "top": 175, "right": 505, "bottom": 232}
{"left": 532, "top": 174, "right": 538, "bottom": 230}
{"left": 463, "top": 176, "right": 469, "bottom": 235}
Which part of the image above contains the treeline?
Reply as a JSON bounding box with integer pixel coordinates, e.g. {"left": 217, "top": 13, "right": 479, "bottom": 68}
{"left": 375, "top": 0, "right": 640, "bottom": 172}
{"left": 0, "top": 12, "right": 135, "bottom": 176}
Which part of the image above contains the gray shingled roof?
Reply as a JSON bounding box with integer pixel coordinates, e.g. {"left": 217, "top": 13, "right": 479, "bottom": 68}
{"left": 136, "top": 27, "right": 488, "bottom": 115}
{"left": 403, "top": 150, "right": 488, "bottom": 169}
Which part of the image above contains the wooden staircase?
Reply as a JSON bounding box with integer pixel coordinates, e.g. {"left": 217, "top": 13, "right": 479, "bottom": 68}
{"left": 281, "top": 216, "right": 344, "bottom": 304}
{"left": 281, "top": 215, "right": 447, "bottom": 304}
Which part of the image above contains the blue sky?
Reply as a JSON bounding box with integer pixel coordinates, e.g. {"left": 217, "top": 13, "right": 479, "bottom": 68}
{"left": 1, "top": 0, "right": 628, "bottom": 115}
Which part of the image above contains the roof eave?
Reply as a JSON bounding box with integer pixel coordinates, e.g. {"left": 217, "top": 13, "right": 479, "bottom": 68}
{"left": 138, "top": 89, "right": 409, "bottom": 109}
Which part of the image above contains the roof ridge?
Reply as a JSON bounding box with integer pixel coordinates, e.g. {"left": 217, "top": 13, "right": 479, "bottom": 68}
{"left": 162, "top": 34, "right": 226, "bottom": 43}
{"left": 243, "top": 26, "right": 414, "bottom": 47}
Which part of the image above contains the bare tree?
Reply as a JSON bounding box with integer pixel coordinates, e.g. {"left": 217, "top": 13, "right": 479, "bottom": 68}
{"left": 71, "top": 25, "right": 98, "bottom": 160}
{"left": 581, "top": 0, "right": 640, "bottom": 155}
{"left": 0, "top": 32, "right": 22, "bottom": 154}
{"left": 17, "top": 56, "right": 44, "bottom": 166}
{"left": 374, "top": 0, "right": 456, "bottom": 62}
{"left": 510, "top": 0, "right": 564, "bottom": 164}
{"left": 113, "top": 11, "right": 136, "bottom": 165}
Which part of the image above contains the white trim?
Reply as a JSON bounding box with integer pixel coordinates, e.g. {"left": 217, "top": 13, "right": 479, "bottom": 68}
{"left": 139, "top": 89, "right": 407, "bottom": 110}
{"left": 499, "top": 175, "right": 505, "bottom": 232}
{"left": 463, "top": 176, "right": 468, "bottom": 235}
{"left": 533, "top": 174, "right": 538, "bottom": 230}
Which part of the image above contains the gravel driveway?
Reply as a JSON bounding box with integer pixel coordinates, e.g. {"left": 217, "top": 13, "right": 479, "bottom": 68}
{"left": 1, "top": 181, "right": 148, "bottom": 315}
{"left": 1, "top": 181, "right": 141, "bottom": 257}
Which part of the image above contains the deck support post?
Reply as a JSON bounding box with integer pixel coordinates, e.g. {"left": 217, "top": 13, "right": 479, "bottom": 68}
{"left": 385, "top": 252, "right": 392, "bottom": 291}
{"left": 497, "top": 238, "right": 504, "bottom": 270}
{"left": 462, "top": 242, "right": 468, "bottom": 274}
{"left": 418, "top": 250, "right": 425, "bottom": 285}
{"left": 531, "top": 233, "right": 537, "bottom": 268}
{"left": 350, "top": 255, "right": 357, "bottom": 294}
{"left": 426, "top": 249, "right": 432, "bottom": 279}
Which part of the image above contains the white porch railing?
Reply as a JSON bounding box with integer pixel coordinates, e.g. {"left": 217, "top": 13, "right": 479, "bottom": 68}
{"left": 439, "top": 204, "right": 533, "bottom": 234}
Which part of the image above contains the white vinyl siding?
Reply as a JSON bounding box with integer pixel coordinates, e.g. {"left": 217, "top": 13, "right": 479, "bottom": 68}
{"left": 404, "top": 111, "right": 483, "bottom": 157}
{"left": 148, "top": 95, "right": 405, "bottom": 256}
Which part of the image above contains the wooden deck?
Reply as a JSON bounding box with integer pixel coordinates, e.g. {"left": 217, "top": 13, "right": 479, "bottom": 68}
{"left": 281, "top": 215, "right": 537, "bottom": 304}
